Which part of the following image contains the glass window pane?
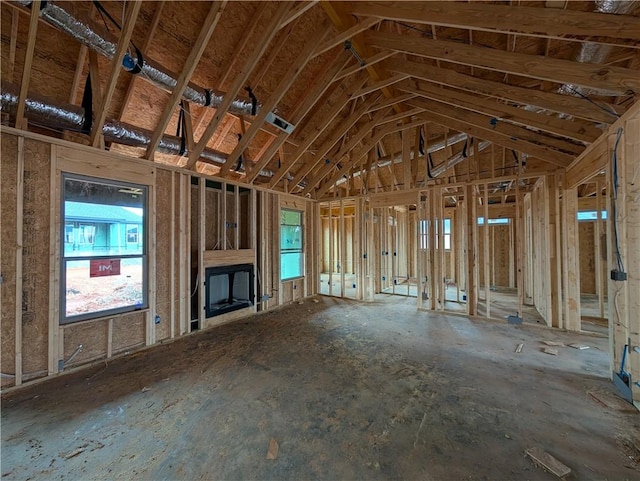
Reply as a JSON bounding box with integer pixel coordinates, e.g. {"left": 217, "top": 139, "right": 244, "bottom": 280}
{"left": 281, "top": 252, "right": 303, "bottom": 280}
{"left": 62, "top": 175, "right": 147, "bottom": 322}
{"left": 64, "top": 257, "right": 144, "bottom": 318}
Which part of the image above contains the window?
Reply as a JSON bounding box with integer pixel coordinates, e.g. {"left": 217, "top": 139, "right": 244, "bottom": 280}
{"left": 577, "top": 210, "right": 607, "bottom": 221}
{"left": 126, "top": 225, "right": 139, "bottom": 244}
{"left": 61, "top": 174, "right": 147, "bottom": 323}
{"left": 78, "top": 224, "right": 96, "bottom": 244}
{"left": 280, "top": 209, "right": 303, "bottom": 280}
{"left": 64, "top": 224, "right": 74, "bottom": 244}
{"left": 419, "top": 218, "right": 451, "bottom": 250}
{"left": 477, "top": 217, "right": 510, "bottom": 225}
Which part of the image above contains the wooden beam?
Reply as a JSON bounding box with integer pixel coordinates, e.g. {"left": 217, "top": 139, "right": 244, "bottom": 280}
{"left": 217, "top": 2, "right": 266, "bottom": 89}
{"left": 353, "top": 74, "right": 409, "bottom": 98}
{"left": 68, "top": 46, "right": 88, "bottom": 104}
{"left": 314, "top": 17, "right": 380, "bottom": 58}
{"left": 250, "top": 14, "right": 297, "bottom": 89}
{"left": 246, "top": 53, "right": 350, "bottom": 183}
{"left": 302, "top": 107, "right": 391, "bottom": 192}
{"left": 90, "top": 1, "right": 142, "bottom": 147}
{"left": 407, "top": 98, "right": 576, "bottom": 166}
{"left": 365, "top": 30, "right": 640, "bottom": 95}
{"left": 8, "top": 9, "right": 19, "bottom": 83}
{"left": 333, "top": 51, "right": 395, "bottom": 82}
{"left": 349, "top": 1, "right": 640, "bottom": 42}
{"left": 145, "top": 2, "right": 226, "bottom": 159}
{"left": 287, "top": 93, "right": 381, "bottom": 191}
{"left": 186, "top": 2, "right": 291, "bottom": 169}
{"left": 15, "top": 0, "right": 40, "bottom": 129}
{"left": 116, "top": 1, "right": 164, "bottom": 120}
{"left": 279, "top": 1, "right": 318, "bottom": 30}
{"left": 403, "top": 80, "right": 600, "bottom": 144}
{"left": 219, "top": 22, "right": 331, "bottom": 177}
{"left": 402, "top": 127, "right": 411, "bottom": 189}
{"left": 321, "top": 1, "right": 403, "bottom": 115}
{"left": 387, "top": 57, "right": 620, "bottom": 124}
{"left": 566, "top": 100, "right": 640, "bottom": 188}
{"left": 265, "top": 75, "right": 368, "bottom": 187}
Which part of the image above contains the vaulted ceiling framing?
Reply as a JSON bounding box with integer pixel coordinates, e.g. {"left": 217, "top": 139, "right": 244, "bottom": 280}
{"left": 2, "top": 0, "right": 639, "bottom": 200}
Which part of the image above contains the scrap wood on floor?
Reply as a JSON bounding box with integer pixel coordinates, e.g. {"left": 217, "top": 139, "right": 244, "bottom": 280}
{"left": 525, "top": 447, "right": 572, "bottom": 478}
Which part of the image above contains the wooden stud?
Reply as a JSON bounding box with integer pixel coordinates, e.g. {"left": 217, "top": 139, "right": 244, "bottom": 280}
{"left": 484, "top": 183, "right": 491, "bottom": 318}
{"left": 15, "top": 0, "right": 40, "bottom": 129}
{"left": 402, "top": 129, "right": 411, "bottom": 190}
{"left": 562, "top": 184, "right": 582, "bottom": 331}
{"left": 48, "top": 146, "right": 60, "bottom": 374}
{"left": 198, "top": 177, "right": 205, "bottom": 328}
{"left": 170, "top": 172, "right": 176, "bottom": 338}
{"left": 15, "top": 136, "right": 24, "bottom": 385}
{"left": 90, "top": 1, "right": 142, "bottom": 147}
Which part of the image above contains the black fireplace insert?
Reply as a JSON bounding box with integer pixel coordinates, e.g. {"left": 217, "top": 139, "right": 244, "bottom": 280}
{"left": 205, "top": 263, "right": 254, "bottom": 318}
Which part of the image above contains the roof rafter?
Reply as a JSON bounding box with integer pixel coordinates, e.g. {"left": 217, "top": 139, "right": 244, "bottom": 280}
{"left": 348, "top": 1, "right": 640, "bottom": 44}
{"left": 365, "top": 30, "right": 640, "bottom": 95}
{"left": 218, "top": 21, "right": 331, "bottom": 177}
{"left": 90, "top": 0, "right": 142, "bottom": 147}
{"left": 145, "top": 1, "right": 227, "bottom": 159}
{"left": 186, "top": 2, "right": 292, "bottom": 169}
{"left": 386, "top": 57, "right": 622, "bottom": 124}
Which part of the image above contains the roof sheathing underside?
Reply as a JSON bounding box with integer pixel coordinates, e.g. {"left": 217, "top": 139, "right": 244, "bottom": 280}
{"left": 1, "top": 0, "right": 639, "bottom": 197}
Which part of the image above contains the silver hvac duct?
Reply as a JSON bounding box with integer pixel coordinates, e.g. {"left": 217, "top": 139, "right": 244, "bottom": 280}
{"left": 16, "top": 0, "right": 258, "bottom": 116}
{"left": 335, "top": 132, "right": 468, "bottom": 186}
{"left": 0, "top": 82, "right": 281, "bottom": 179}
{"left": 429, "top": 140, "right": 491, "bottom": 178}
{"left": 559, "top": 0, "right": 638, "bottom": 98}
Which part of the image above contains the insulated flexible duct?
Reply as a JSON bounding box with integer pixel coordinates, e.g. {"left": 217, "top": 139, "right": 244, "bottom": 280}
{"left": 335, "top": 132, "right": 469, "bottom": 186}
{"left": 15, "top": 0, "right": 258, "bottom": 116}
{"left": 558, "top": 0, "right": 638, "bottom": 98}
{"left": 0, "top": 82, "right": 282, "bottom": 179}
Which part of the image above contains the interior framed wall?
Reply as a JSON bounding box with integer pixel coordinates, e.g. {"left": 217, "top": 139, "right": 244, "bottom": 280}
{"left": 0, "top": 128, "right": 317, "bottom": 389}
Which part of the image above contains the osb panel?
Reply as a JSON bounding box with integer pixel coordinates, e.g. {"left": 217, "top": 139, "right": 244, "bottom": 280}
{"left": 1, "top": 133, "right": 18, "bottom": 381}
{"left": 155, "top": 169, "right": 173, "bottom": 341}
{"left": 205, "top": 187, "right": 220, "bottom": 250}
{"left": 579, "top": 221, "right": 597, "bottom": 294}
{"left": 63, "top": 320, "right": 108, "bottom": 366}
{"left": 0, "top": 4, "right": 79, "bottom": 106}
{"left": 21, "top": 138, "right": 50, "bottom": 374}
{"left": 492, "top": 224, "right": 511, "bottom": 288}
{"left": 112, "top": 311, "right": 145, "bottom": 354}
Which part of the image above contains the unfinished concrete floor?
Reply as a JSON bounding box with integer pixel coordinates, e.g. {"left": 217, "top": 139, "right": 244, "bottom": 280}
{"left": 2, "top": 296, "right": 639, "bottom": 480}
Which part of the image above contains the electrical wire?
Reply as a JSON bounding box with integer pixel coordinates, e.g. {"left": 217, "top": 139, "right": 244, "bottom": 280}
{"left": 611, "top": 127, "right": 625, "bottom": 273}
{"left": 565, "top": 86, "right": 621, "bottom": 120}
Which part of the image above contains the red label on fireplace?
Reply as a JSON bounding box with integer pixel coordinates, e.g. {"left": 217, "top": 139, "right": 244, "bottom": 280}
{"left": 90, "top": 259, "right": 121, "bottom": 277}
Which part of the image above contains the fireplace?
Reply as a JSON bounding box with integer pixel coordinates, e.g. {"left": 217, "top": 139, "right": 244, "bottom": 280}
{"left": 205, "top": 264, "right": 254, "bottom": 318}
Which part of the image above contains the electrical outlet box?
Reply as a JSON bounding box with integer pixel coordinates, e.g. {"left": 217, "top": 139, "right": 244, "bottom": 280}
{"left": 610, "top": 270, "right": 627, "bottom": 281}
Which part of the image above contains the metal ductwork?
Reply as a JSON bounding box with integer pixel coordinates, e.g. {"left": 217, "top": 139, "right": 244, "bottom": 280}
{"left": 429, "top": 140, "right": 491, "bottom": 178}
{"left": 0, "top": 82, "right": 283, "bottom": 180}
{"left": 559, "top": 0, "right": 638, "bottom": 98}
{"left": 16, "top": 0, "right": 258, "bottom": 116}
{"left": 335, "top": 132, "right": 468, "bottom": 186}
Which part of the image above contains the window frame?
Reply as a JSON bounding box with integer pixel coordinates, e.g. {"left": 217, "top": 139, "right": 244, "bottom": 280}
{"left": 280, "top": 208, "right": 304, "bottom": 281}
{"left": 60, "top": 173, "right": 148, "bottom": 324}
